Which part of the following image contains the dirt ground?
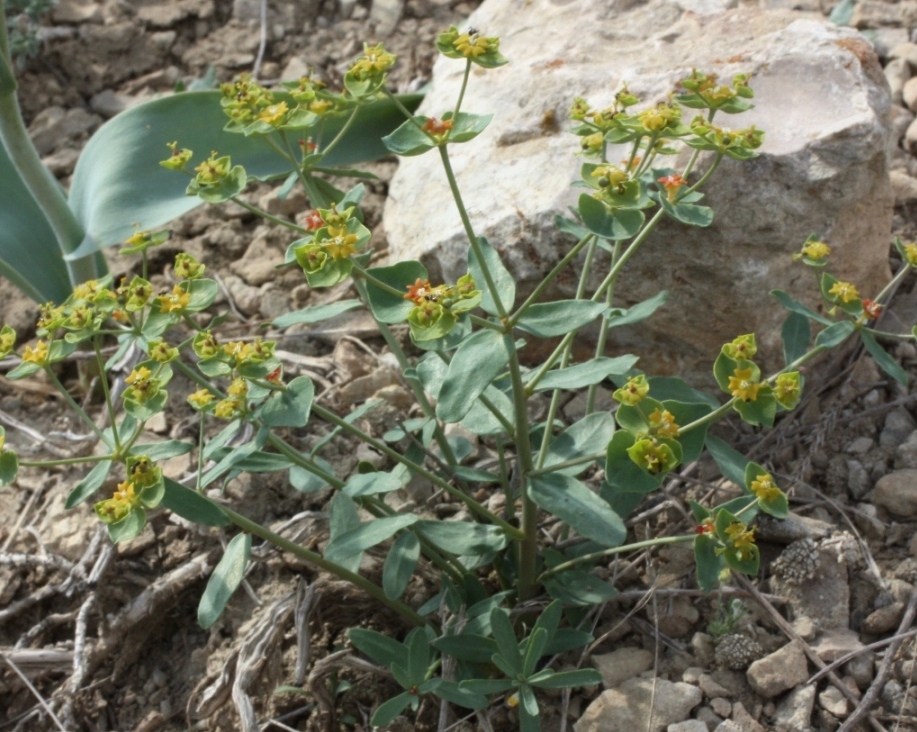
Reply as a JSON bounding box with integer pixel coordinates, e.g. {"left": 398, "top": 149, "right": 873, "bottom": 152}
{"left": 4, "top": 0, "right": 917, "bottom": 731}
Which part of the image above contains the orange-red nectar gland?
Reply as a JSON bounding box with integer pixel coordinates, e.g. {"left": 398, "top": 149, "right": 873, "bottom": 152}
{"left": 658, "top": 174, "right": 686, "bottom": 201}
{"left": 299, "top": 139, "right": 318, "bottom": 153}
{"left": 862, "top": 299, "right": 883, "bottom": 319}
{"left": 405, "top": 278, "right": 434, "bottom": 304}
{"left": 302, "top": 210, "right": 324, "bottom": 231}
{"left": 422, "top": 117, "right": 454, "bottom": 139}
{"left": 694, "top": 520, "right": 715, "bottom": 535}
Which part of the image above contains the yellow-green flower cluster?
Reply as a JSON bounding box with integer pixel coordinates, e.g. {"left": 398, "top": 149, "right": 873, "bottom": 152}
{"left": 714, "top": 334, "right": 801, "bottom": 417}
{"left": 613, "top": 374, "right": 649, "bottom": 406}
{"left": 436, "top": 26, "right": 506, "bottom": 68}
{"left": 403, "top": 274, "right": 482, "bottom": 342}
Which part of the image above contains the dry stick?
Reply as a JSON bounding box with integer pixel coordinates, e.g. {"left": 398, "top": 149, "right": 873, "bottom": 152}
{"left": 837, "top": 588, "right": 917, "bottom": 732}
{"left": 293, "top": 579, "right": 319, "bottom": 686}
{"left": 895, "top": 636, "right": 917, "bottom": 732}
{"left": 807, "top": 629, "right": 917, "bottom": 686}
{"left": 0, "top": 651, "right": 68, "bottom": 732}
{"left": 2, "top": 480, "right": 42, "bottom": 552}
{"left": 733, "top": 573, "right": 889, "bottom": 732}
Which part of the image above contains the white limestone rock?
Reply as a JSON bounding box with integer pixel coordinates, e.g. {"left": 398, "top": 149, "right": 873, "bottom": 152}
{"left": 383, "top": 1, "right": 892, "bottom": 380}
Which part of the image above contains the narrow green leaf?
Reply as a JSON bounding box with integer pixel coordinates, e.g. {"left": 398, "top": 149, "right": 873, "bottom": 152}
{"left": 490, "top": 608, "right": 522, "bottom": 675}
{"left": 542, "top": 413, "right": 615, "bottom": 476}
{"left": 405, "top": 627, "right": 431, "bottom": 686}
{"left": 434, "top": 681, "right": 489, "bottom": 710}
{"left": 704, "top": 434, "right": 749, "bottom": 488}
{"left": 516, "top": 300, "right": 606, "bottom": 338}
{"left": 415, "top": 520, "right": 509, "bottom": 555}
{"left": 328, "top": 493, "right": 362, "bottom": 574}
{"left": 543, "top": 569, "right": 618, "bottom": 606}
{"left": 161, "top": 478, "right": 230, "bottom": 526}
{"left": 522, "top": 628, "right": 548, "bottom": 678}
{"left": 468, "top": 237, "right": 516, "bottom": 316}
{"left": 0, "top": 451, "right": 17, "bottom": 487}
{"left": 198, "top": 532, "right": 251, "bottom": 629}
{"left": 364, "top": 261, "right": 428, "bottom": 323}
{"left": 694, "top": 534, "right": 723, "bottom": 593}
{"left": 370, "top": 691, "right": 414, "bottom": 726}
{"left": 815, "top": 320, "right": 855, "bottom": 348}
{"left": 271, "top": 300, "right": 362, "bottom": 328}
{"left": 256, "top": 375, "right": 314, "bottom": 427}
{"left": 129, "top": 440, "right": 194, "bottom": 461}
{"left": 530, "top": 668, "right": 603, "bottom": 689}
{"left": 770, "top": 289, "right": 833, "bottom": 326}
{"left": 349, "top": 627, "right": 409, "bottom": 667}
{"left": 436, "top": 329, "right": 513, "bottom": 423}
{"left": 781, "top": 311, "right": 810, "bottom": 367}
{"left": 519, "top": 687, "right": 541, "bottom": 732}
{"left": 604, "top": 431, "right": 665, "bottom": 494}
{"left": 432, "top": 634, "right": 498, "bottom": 664}
{"left": 532, "top": 355, "right": 639, "bottom": 391}
{"left": 382, "top": 117, "right": 436, "bottom": 156}
{"left": 288, "top": 457, "right": 334, "bottom": 493}
{"left": 529, "top": 473, "right": 626, "bottom": 547}
{"left": 607, "top": 291, "right": 668, "bottom": 328}
{"left": 383, "top": 532, "right": 420, "bottom": 600}
{"left": 325, "top": 514, "right": 418, "bottom": 565}
{"left": 459, "top": 678, "right": 516, "bottom": 695}
{"left": 578, "top": 194, "right": 644, "bottom": 240}
{"left": 66, "top": 460, "right": 112, "bottom": 508}
{"left": 861, "top": 329, "right": 908, "bottom": 385}
{"left": 344, "top": 471, "right": 404, "bottom": 497}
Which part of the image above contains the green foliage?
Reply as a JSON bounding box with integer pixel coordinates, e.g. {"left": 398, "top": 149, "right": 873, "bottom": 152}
{"left": 3, "top": 24, "right": 913, "bottom": 730}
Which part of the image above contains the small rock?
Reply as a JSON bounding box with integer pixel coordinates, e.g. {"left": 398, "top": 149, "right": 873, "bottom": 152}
{"left": 668, "top": 721, "right": 708, "bottom": 732}
{"left": 853, "top": 502, "right": 886, "bottom": 541}
{"left": 890, "top": 170, "right": 917, "bottom": 205}
{"left": 845, "top": 436, "right": 874, "bottom": 455}
{"left": 698, "top": 674, "right": 733, "bottom": 699}
{"left": 846, "top": 652, "right": 875, "bottom": 690}
{"left": 258, "top": 187, "right": 308, "bottom": 218}
{"left": 715, "top": 635, "right": 763, "bottom": 671}
{"left": 890, "top": 41, "right": 917, "bottom": 68}
{"left": 339, "top": 368, "right": 400, "bottom": 406}
{"left": 751, "top": 512, "right": 831, "bottom": 544}
{"left": 90, "top": 89, "right": 133, "bottom": 118}
{"left": 747, "top": 642, "right": 809, "bottom": 698}
{"left": 880, "top": 408, "right": 917, "bottom": 448}
{"left": 258, "top": 286, "right": 290, "bottom": 321}
{"left": 674, "top": 0, "right": 737, "bottom": 14}
{"left": 871, "top": 28, "right": 910, "bottom": 59}
{"left": 886, "top": 58, "right": 911, "bottom": 105}
{"left": 792, "top": 617, "right": 817, "bottom": 642}
{"left": 774, "top": 684, "right": 816, "bottom": 732}
{"left": 574, "top": 678, "right": 703, "bottom": 732}
{"left": 369, "top": 0, "right": 403, "bottom": 36}
{"left": 592, "top": 647, "right": 654, "bottom": 689}
{"left": 895, "top": 430, "right": 917, "bottom": 469}
{"left": 713, "top": 721, "right": 743, "bottom": 732}
{"left": 52, "top": 0, "right": 102, "bottom": 24}
{"left": 41, "top": 147, "right": 81, "bottom": 177}
{"left": 230, "top": 235, "right": 284, "bottom": 286}
{"left": 769, "top": 545, "right": 850, "bottom": 629}
{"left": 852, "top": 1, "right": 911, "bottom": 28}
{"left": 904, "top": 78, "right": 917, "bottom": 113}
{"left": 732, "top": 701, "right": 767, "bottom": 732}
{"left": 811, "top": 628, "right": 865, "bottom": 662}
{"left": 696, "top": 705, "right": 723, "bottom": 729}
{"left": 846, "top": 459, "right": 871, "bottom": 499}
{"left": 28, "top": 106, "right": 101, "bottom": 156}
{"left": 711, "top": 698, "right": 732, "bottom": 717}
{"left": 862, "top": 601, "right": 905, "bottom": 634}
{"left": 222, "top": 274, "right": 261, "bottom": 317}
{"left": 874, "top": 470, "right": 917, "bottom": 519}
{"left": 690, "top": 633, "right": 716, "bottom": 667}
{"left": 818, "top": 686, "right": 849, "bottom": 718}
{"left": 281, "top": 56, "right": 310, "bottom": 81}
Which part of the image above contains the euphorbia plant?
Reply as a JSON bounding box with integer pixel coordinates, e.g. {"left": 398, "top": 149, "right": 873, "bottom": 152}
{"left": 2, "top": 29, "right": 914, "bottom": 731}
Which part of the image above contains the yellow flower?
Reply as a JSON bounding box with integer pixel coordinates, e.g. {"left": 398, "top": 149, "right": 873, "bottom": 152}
{"left": 22, "top": 340, "right": 49, "bottom": 364}
{"left": 0, "top": 432, "right": 5, "bottom": 452}
{"left": 125, "top": 366, "right": 152, "bottom": 385}
{"left": 174, "top": 253, "right": 205, "bottom": 280}
{"left": 614, "top": 375, "right": 650, "bottom": 406}
{"left": 94, "top": 480, "right": 140, "bottom": 524}
{"left": 750, "top": 473, "right": 782, "bottom": 502}
{"left": 829, "top": 280, "right": 860, "bottom": 304}
{"left": 723, "top": 333, "right": 757, "bottom": 361}
{"left": 309, "top": 98, "right": 332, "bottom": 115}
{"left": 148, "top": 341, "right": 178, "bottom": 363}
{"left": 214, "top": 399, "right": 244, "bottom": 420}
{"left": 798, "top": 239, "right": 830, "bottom": 261}
{"left": 0, "top": 326, "right": 16, "bottom": 357}
{"left": 725, "top": 521, "right": 756, "bottom": 555}
{"left": 227, "top": 378, "right": 248, "bottom": 398}
{"left": 774, "top": 372, "right": 801, "bottom": 407}
{"left": 223, "top": 340, "right": 253, "bottom": 364}
{"left": 649, "top": 408, "right": 680, "bottom": 438}
{"left": 904, "top": 243, "right": 917, "bottom": 267}
{"left": 157, "top": 284, "right": 190, "bottom": 313}
{"left": 728, "top": 367, "right": 761, "bottom": 402}
{"left": 188, "top": 388, "right": 215, "bottom": 410}
{"left": 193, "top": 152, "right": 230, "bottom": 185}
{"left": 454, "top": 32, "right": 491, "bottom": 58}
{"left": 258, "top": 101, "right": 288, "bottom": 126}
{"left": 350, "top": 43, "right": 396, "bottom": 78}
{"left": 160, "top": 141, "right": 193, "bottom": 170}
{"left": 323, "top": 227, "right": 359, "bottom": 259}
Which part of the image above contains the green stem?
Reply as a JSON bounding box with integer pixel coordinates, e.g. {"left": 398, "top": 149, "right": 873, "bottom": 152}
{"left": 468, "top": 314, "right": 504, "bottom": 332}
{"left": 508, "top": 233, "right": 595, "bottom": 327}
{"left": 310, "top": 403, "right": 523, "bottom": 538}
{"left": 527, "top": 450, "right": 605, "bottom": 478}
{"left": 438, "top": 145, "right": 508, "bottom": 320}
{"left": 873, "top": 260, "right": 913, "bottom": 304}
{"left": 222, "top": 505, "right": 430, "bottom": 627}
{"left": 350, "top": 261, "right": 404, "bottom": 298}
{"left": 319, "top": 107, "right": 360, "bottom": 159}
{"left": 383, "top": 87, "right": 427, "bottom": 131}
{"left": 93, "top": 338, "right": 120, "bottom": 453}
{"left": 507, "top": 351, "right": 538, "bottom": 601}
{"left": 229, "top": 196, "right": 309, "bottom": 234}
{"left": 195, "top": 411, "right": 206, "bottom": 491}
{"left": 538, "top": 534, "right": 694, "bottom": 581}
{"left": 44, "top": 368, "right": 106, "bottom": 443}
{"left": 452, "top": 60, "right": 472, "bottom": 121}
{"left": 586, "top": 240, "right": 622, "bottom": 413}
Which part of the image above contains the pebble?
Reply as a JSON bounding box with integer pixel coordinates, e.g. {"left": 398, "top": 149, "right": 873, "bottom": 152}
{"left": 774, "top": 684, "right": 816, "bottom": 732}
{"left": 873, "top": 469, "right": 917, "bottom": 518}
{"left": 880, "top": 408, "right": 917, "bottom": 448}
{"left": 573, "top": 678, "right": 702, "bottom": 732}
{"left": 746, "top": 642, "right": 809, "bottom": 698}
{"left": 818, "top": 686, "right": 850, "bottom": 718}
{"left": 667, "top": 721, "right": 708, "bottom": 732}
{"left": 592, "top": 647, "right": 654, "bottom": 689}
{"left": 710, "top": 697, "right": 732, "bottom": 717}
{"left": 862, "top": 601, "right": 905, "bottom": 634}
{"left": 886, "top": 57, "right": 912, "bottom": 104}
{"left": 895, "top": 430, "right": 917, "bottom": 469}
